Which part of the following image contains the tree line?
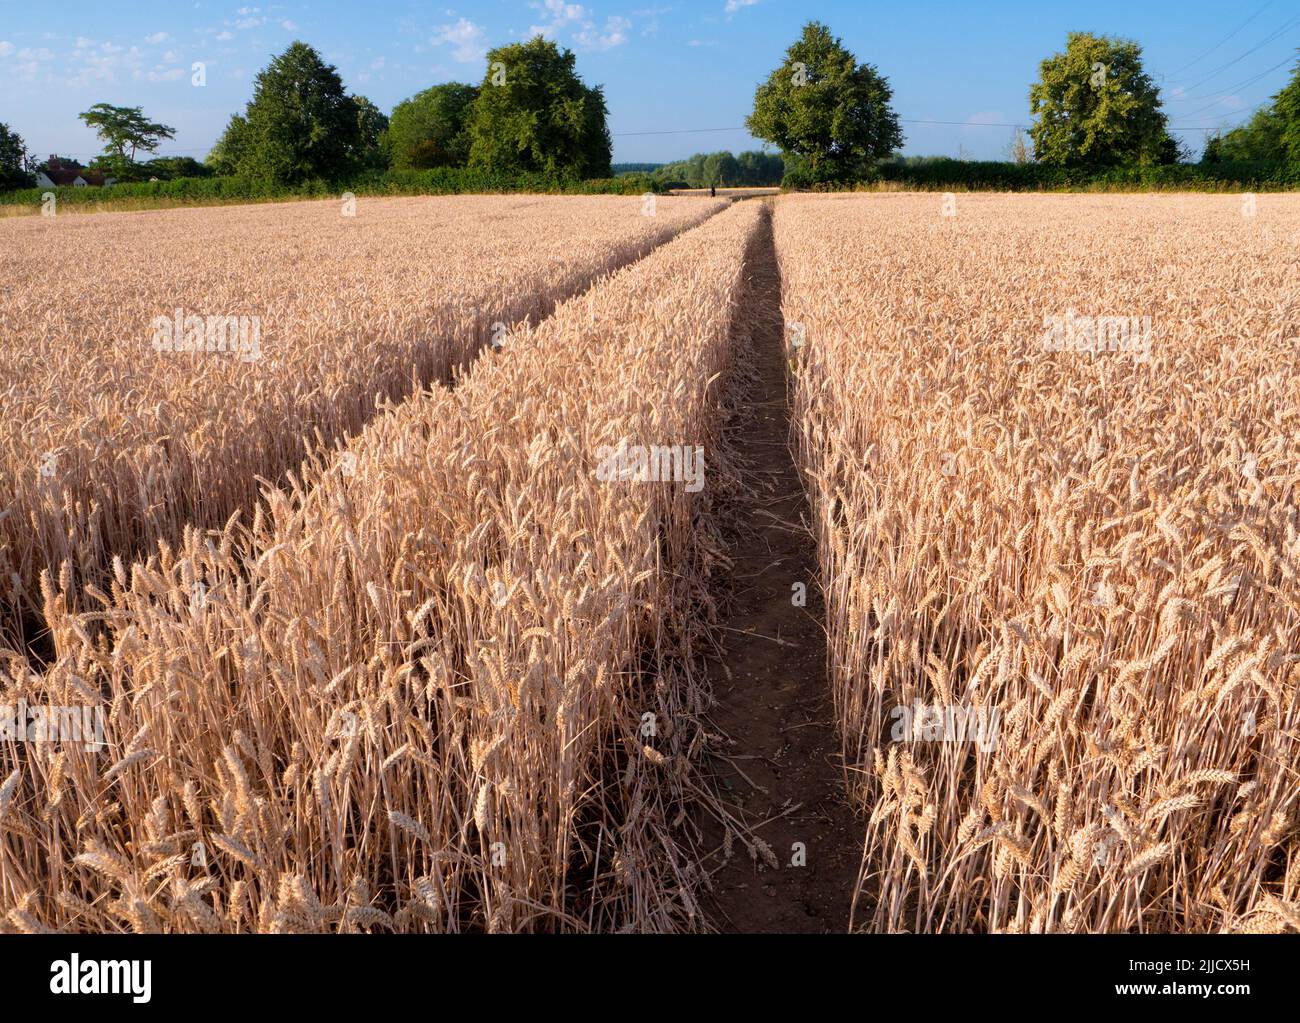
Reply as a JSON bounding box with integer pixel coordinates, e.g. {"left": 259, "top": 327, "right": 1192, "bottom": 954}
{"left": 2, "top": 23, "right": 1299, "bottom": 194}
{"left": 648, "top": 151, "right": 785, "bottom": 188}
{"left": 209, "top": 37, "right": 611, "bottom": 184}
{"left": 0, "top": 36, "right": 612, "bottom": 192}
{"left": 745, "top": 23, "right": 1299, "bottom": 184}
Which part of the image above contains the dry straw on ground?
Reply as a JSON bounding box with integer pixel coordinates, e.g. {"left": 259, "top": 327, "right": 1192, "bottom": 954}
{"left": 0, "top": 195, "right": 722, "bottom": 653}
{"left": 0, "top": 200, "right": 760, "bottom": 933}
{"left": 778, "top": 192, "right": 1300, "bottom": 933}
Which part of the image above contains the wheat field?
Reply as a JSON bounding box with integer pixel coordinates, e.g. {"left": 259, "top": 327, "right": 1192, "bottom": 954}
{"left": 0, "top": 199, "right": 760, "bottom": 933}
{"left": 2, "top": 191, "right": 1298, "bottom": 935}
{"left": 778, "top": 192, "right": 1300, "bottom": 932}
{"left": 0, "top": 195, "right": 722, "bottom": 655}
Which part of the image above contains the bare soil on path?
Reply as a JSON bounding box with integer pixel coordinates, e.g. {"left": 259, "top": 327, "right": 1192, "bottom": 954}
{"left": 698, "top": 203, "right": 861, "bottom": 933}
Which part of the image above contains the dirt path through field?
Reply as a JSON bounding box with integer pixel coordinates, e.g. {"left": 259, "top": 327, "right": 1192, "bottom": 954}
{"left": 699, "top": 202, "right": 860, "bottom": 932}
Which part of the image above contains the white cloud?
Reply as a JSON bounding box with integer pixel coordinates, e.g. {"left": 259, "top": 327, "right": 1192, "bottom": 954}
{"left": 0, "top": 41, "right": 12, "bottom": 58}
{"left": 528, "top": 0, "right": 587, "bottom": 38}
{"left": 234, "top": 16, "right": 265, "bottom": 29}
{"left": 140, "top": 66, "right": 185, "bottom": 82}
{"left": 60, "top": 38, "right": 153, "bottom": 86}
{"left": 724, "top": 0, "right": 759, "bottom": 14}
{"left": 216, "top": 30, "right": 233, "bottom": 42}
{"left": 431, "top": 18, "right": 487, "bottom": 63}
{"left": 574, "top": 15, "right": 630, "bottom": 51}
{"left": 370, "top": 56, "right": 386, "bottom": 70}
{"left": 64, "top": 38, "right": 147, "bottom": 86}
{"left": 634, "top": 8, "right": 665, "bottom": 38}
{"left": 144, "top": 31, "right": 170, "bottom": 44}
{"left": 527, "top": 1, "right": 630, "bottom": 50}
{"left": 280, "top": 19, "right": 298, "bottom": 31}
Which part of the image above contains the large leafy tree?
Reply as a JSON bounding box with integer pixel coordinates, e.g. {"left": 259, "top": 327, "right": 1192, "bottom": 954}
{"left": 1029, "top": 33, "right": 1180, "bottom": 166}
{"left": 386, "top": 83, "right": 478, "bottom": 169}
{"left": 467, "top": 37, "right": 612, "bottom": 178}
{"left": 746, "top": 21, "right": 902, "bottom": 180}
{"left": 216, "top": 42, "right": 362, "bottom": 184}
{"left": 0, "top": 122, "right": 34, "bottom": 190}
{"left": 78, "top": 103, "right": 176, "bottom": 173}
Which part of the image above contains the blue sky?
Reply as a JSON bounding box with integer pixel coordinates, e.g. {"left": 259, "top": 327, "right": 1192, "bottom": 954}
{"left": 1, "top": 0, "right": 1298, "bottom": 164}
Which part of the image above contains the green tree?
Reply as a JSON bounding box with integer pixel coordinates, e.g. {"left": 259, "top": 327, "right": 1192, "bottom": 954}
{"left": 230, "top": 42, "right": 361, "bottom": 184}
{"left": 653, "top": 150, "right": 783, "bottom": 187}
{"left": 351, "top": 95, "right": 389, "bottom": 170}
{"left": 207, "top": 113, "right": 250, "bottom": 175}
{"left": 1202, "top": 108, "right": 1284, "bottom": 162}
{"left": 746, "top": 21, "right": 902, "bottom": 180}
{"left": 386, "top": 83, "right": 478, "bottom": 169}
{"left": 1272, "top": 53, "right": 1300, "bottom": 160}
{"left": 1029, "top": 33, "right": 1179, "bottom": 166}
{"left": 1201, "top": 54, "right": 1299, "bottom": 162}
{"left": 702, "top": 151, "right": 740, "bottom": 186}
{"left": 736, "top": 150, "right": 785, "bottom": 184}
{"left": 78, "top": 103, "right": 176, "bottom": 172}
{"left": 467, "top": 36, "right": 612, "bottom": 178}
{"left": 0, "top": 122, "right": 33, "bottom": 190}
{"left": 104, "top": 155, "right": 215, "bottom": 183}
{"left": 140, "top": 155, "right": 213, "bottom": 180}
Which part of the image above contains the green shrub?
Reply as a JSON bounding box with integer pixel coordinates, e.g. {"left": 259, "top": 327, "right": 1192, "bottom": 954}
{"left": 0, "top": 167, "right": 668, "bottom": 209}
{"left": 781, "top": 159, "right": 1300, "bottom": 192}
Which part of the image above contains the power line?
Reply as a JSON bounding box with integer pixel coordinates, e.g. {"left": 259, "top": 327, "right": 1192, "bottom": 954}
{"left": 901, "top": 119, "right": 1024, "bottom": 127}
{"left": 1157, "top": 1, "right": 1274, "bottom": 80}
{"left": 31, "top": 148, "right": 213, "bottom": 157}
{"left": 612, "top": 127, "right": 751, "bottom": 136}
{"left": 1173, "top": 10, "right": 1300, "bottom": 94}
{"left": 613, "top": 119, "right": 1033, "bottom": 136}
{"left": 1166, "top": 49, "right": 1300, "bottom": 116}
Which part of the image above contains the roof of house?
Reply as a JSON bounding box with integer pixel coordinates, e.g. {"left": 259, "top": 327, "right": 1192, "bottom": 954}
{"left": 42, "top": 157, "right": 108, "bottom": 187}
